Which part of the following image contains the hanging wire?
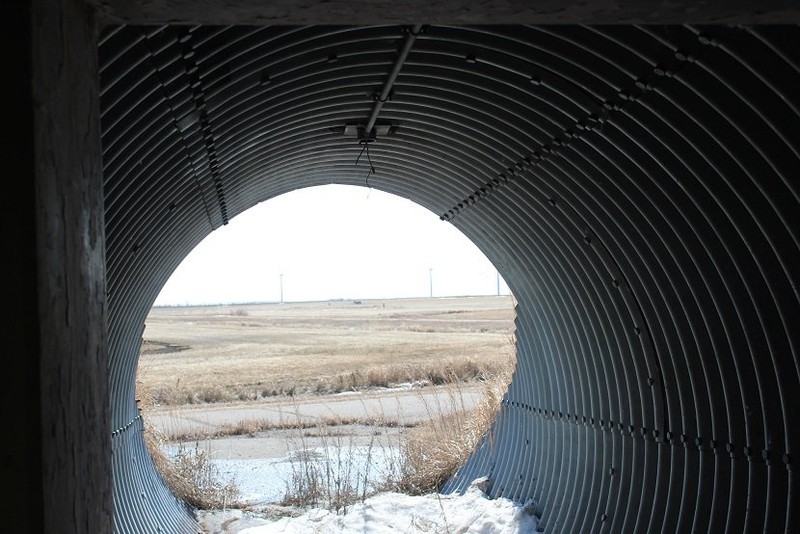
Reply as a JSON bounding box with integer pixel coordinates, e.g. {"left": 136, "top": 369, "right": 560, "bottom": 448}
{"left": 356, "top": 139, "right": 376, "bottom": 187}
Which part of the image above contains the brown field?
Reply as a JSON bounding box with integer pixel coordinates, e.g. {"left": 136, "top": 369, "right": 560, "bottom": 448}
{"left": 137, "top": 295, "right": 517, "bottom": 406}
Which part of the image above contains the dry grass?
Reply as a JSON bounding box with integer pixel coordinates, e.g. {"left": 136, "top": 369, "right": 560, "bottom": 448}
{"left": 140, "top": 358, "right": 497, "bottom": 406}
{"left": 137, "top": 296, "right": 517, "bottom": 514}
{"left": 396, "top": 352, "right": 515, "bottom": 494}
{"left": 142, "top": 422, "right": 241, "bottom": 510}
{"left": 142, "top": 365, "right": 513, "bottom": 514}
{"left": 136, "top": 296, "right": 515, "bottom": 407}
{"left": 279, "top": 419, "right": 405, "bottom": 514}
{"left": 272, "top": 347, "right": 515, "bottom": 512}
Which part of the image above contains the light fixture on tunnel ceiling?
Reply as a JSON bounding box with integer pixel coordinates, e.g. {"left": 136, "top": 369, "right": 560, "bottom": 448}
{"left": 342, "top": 121, "right": 394, "bottom": 142}
{"left": 342, "top": 122, "right": 393, "bottom": 187}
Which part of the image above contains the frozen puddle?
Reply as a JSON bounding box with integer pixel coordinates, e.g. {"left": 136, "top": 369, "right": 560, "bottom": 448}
{"left": 164, "top": 441, "right": 403, "bottom": 507}
{"left": 168, "top": 441, "right": 539, "bottom": 533}
{"left": 214, "top": 444, "right": 403, "bottom": 506}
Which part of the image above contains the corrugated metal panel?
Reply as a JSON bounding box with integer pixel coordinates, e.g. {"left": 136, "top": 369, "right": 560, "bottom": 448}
{"left": 100, "top": 25, "right": 800, "bottom": 532}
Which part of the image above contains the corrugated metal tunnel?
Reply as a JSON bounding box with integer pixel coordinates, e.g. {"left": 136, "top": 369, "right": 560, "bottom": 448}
{"left": 99, "top": 25, "right": 799, "bottom": 532}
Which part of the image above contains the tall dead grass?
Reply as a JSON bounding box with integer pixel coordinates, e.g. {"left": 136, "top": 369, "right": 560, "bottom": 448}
{"left": 142, "top": 422, "right": 241, "bottom": 510}
{"left": 276, "top": 350, "right": 516, "bottom": 509}
{"left": 279, "top": 419, "right": 404, "bottom": 514}
{"left": 396, "top": 352, "right": 515, "bottom": 494}
{"left": 141, "top": 354, "right": 513, "bottom": 514}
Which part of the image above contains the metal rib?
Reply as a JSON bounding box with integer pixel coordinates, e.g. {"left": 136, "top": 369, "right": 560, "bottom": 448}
{"left": 98, "top": 24, "right": 800, "bottom": 533}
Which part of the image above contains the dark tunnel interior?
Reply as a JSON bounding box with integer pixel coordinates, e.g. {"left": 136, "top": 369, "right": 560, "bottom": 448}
{"left": 10, "top": 2, "right": 799, "bottom": 532}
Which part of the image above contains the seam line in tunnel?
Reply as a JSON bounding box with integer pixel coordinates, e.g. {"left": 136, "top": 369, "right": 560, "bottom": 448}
{"left": 141, "top": 28, "right": 217, "bottom": 231}
{"left": 180, "top": 28, "right": 229, "bottom": 226}
{"left": 439, "top": 27, "right": 721, "bottom": 223}
{"left": 438, "top": 28, "right": 725, "bottom": 448}
{"left": 500, "top": 400, "right": 787, "bottom": 468}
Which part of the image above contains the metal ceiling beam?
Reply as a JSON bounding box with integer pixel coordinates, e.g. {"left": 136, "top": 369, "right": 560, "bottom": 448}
{"left": 365, "top": 24, "right": 423, "bottom": 137}
{"left": 89, "top": 0, "right": 800, "bottom": 25}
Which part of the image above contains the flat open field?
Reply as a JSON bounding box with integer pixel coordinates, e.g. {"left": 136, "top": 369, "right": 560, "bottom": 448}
{"left": 137, "top": 295, "right": 517, "bottom": 406}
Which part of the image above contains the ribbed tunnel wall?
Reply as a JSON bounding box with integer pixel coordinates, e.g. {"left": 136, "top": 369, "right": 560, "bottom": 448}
{"left": 100, "top": 25, "right": 799, "bottom": 532}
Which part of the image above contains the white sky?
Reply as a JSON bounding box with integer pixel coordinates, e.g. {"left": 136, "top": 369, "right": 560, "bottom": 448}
{"left": 155, "top": 184, "right": 509, "bottom": 306}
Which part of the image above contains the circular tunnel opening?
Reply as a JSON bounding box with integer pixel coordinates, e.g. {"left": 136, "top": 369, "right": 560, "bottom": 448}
{"left": 134, "top": 185, "right": 519, "bottom": 524}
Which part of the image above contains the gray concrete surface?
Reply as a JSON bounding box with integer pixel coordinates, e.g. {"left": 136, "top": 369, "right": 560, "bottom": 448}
{"left": 148, "top": 384, "right": 483, "bottom": 444}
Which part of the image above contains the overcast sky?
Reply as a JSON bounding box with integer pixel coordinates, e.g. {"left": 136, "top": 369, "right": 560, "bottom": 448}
{"left": 154, "top": 184, "right": 509, "bottom": 306}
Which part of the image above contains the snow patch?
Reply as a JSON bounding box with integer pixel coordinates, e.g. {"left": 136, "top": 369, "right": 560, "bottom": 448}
{"left": 229, "top": 481, "right": 538, "bottom": 534}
